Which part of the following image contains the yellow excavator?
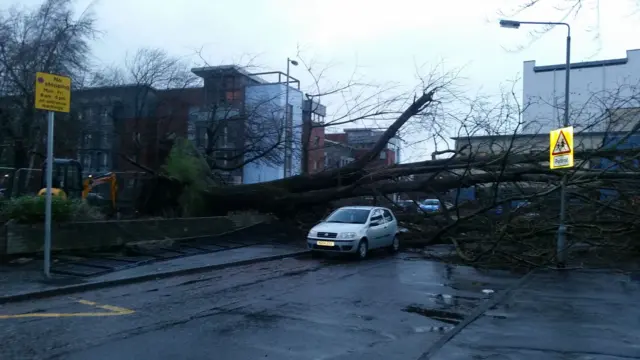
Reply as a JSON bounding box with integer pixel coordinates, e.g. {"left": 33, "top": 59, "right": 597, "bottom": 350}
{"left": 37, "top": 158, "right": 117, "bottom": 211}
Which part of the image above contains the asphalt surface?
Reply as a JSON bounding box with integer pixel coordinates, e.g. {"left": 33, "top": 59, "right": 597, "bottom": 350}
{"left": 0, "top": 251, "right": 521, "bottom": 360}
{"left": 429, "top": 269, "right": 640, "bottom": 360}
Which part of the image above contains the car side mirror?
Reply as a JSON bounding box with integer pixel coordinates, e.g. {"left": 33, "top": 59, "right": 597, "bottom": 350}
{"left": 369, "top": 221, "right": 379, "bottom": 227}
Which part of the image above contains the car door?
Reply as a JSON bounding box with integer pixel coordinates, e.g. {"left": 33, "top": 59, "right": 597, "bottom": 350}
{"left": 381, "top": 209, "right": 397, "bottom": 245}
{"left": 366, "top": 209, "right": 386, "bottom": 249}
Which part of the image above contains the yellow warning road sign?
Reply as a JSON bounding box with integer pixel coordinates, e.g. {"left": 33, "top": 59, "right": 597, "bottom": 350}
{"left": 34, "top": 72, "right": 71, "bottom": 113}
{"left": 550, "top": 126, "right": 574, "bottom": 169}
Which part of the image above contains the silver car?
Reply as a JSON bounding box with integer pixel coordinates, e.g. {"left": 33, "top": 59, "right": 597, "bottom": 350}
{"left": 307, "top": 206, "right": 400, "bottom": 259}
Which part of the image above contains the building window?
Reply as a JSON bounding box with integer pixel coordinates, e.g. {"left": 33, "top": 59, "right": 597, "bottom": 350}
{"left": 223, "top": 90, "right": 242, "bottom": 103}
{"left": 188, "top": 106, "right": 200, "bottom": 122}
{"left": 223, "top": 76, "right": 240, "bottom": 89}
{"left": 81, "top": 153, "right": 91, "bottom": 169}
{"left": 102, "top": 132, "right": 109, "bottom": 148}
{"left": 187, "top": 121, "right": 196, "bottom": 141}
{"left": 83, "top": 133, "right": 92, "bottom": 148}
{"left": 222, "top": 126, "right": 228, "bottom": 148}
{"left": 380, "top": 151, "right": 387, "bottom": 160}
{"left": 96, "top": 152, "right": 103, "bottom": 171}
{"left": 84, "top": 108, "right": 93, "bottom": 121}
{"left": 132, "top": 132, "right": 141, "bottom": 145}
{"left": 216, "top": 150, "right": 235, "bottom": 167}
{"left": 196, "top": 127, "right": 207, "bottom": 147}
{"left": 311, "top": 113, "right": 324, "bottom": 122}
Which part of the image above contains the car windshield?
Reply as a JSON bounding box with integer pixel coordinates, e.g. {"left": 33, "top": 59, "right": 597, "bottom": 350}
{"left": 422, "top": 199, "right": 440, "bottom": 205}
{"left": 324, "top": 208, "right": 371, "bottom": 224}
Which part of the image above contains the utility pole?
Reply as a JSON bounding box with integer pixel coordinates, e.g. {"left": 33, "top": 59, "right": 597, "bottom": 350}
{"left": 500, "top": 19, "right": 572, "bottom": 267}
{"left": 283, "top": 58, "right": 298, "bottom": 178}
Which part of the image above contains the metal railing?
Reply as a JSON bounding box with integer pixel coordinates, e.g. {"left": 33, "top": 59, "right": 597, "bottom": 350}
{"left": 0, "top": 168, "right": 151, "bottom": 210}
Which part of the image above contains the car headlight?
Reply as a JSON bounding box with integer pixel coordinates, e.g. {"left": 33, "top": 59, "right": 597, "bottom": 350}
{"left": 339, "top": 232, "right": 357, "bottom": 239}
{"left": 308, "top": 231, "right": 317, "bottom": 237}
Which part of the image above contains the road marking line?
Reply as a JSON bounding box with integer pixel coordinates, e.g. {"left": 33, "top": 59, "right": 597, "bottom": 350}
{"left": 0, "top": 299, "right": 135, "bottom": 319}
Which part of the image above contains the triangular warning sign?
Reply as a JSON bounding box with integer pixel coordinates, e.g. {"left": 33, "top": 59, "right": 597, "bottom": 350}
{"left": 552, "top": 130, "right": 571, "bottom": 155}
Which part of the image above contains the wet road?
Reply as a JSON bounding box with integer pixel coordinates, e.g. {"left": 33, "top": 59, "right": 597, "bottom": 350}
{"left": 0, "top": 252, "right": 521, "bottom": 360}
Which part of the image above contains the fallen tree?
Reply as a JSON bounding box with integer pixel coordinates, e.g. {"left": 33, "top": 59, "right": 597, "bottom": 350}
{"left": 126, "top": 66, "right": 640, "bottom": 270}
{"left": 136, "top": 87, "right": 438, "bottom": 216}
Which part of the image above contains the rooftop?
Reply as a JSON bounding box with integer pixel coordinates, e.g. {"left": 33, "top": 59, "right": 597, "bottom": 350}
{"left": 527, "top": 49, "right": 640, "bottom": 73}
{"left": 190, "top": 65, "right": 301, "bottom": 90}
{"left": 190, "top": 65, "right": 267, "bottom": 84}
{"left": 451, "top": 131, "right": 630, "bottom": 141}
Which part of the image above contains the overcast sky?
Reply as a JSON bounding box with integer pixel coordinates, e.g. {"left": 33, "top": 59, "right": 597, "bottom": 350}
{"left": 13, "top": 0, "right": 640, "bottom": 161}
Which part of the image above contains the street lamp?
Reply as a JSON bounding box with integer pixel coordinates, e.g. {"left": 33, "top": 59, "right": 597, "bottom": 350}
{"left": 500, "top": 19, "right": 572, "bottom": 267}
{"left": 283, "top": 57, "right": 298, "bottom": 178}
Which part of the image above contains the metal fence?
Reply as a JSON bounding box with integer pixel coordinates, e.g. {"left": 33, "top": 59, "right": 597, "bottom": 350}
{"left": 0, "top": 167, "right": 151, "bottom": 212}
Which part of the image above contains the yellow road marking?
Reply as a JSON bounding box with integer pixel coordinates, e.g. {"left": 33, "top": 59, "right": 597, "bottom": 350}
{"left": 0, "top": 299, "right": 134, "bottom": 319}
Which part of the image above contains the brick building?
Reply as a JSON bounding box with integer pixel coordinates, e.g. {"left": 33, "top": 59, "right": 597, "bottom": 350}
{"left": 302, "top": 99, "right": 326, "bottom": 174}
{"left": 324, "top": 139, "right": 355, "bottom": 170}
{"left": 15, "top": 65, "right": 321, "bottom": 185}
{"left": 325, "top": 128, "right": 400, "bottom": 168}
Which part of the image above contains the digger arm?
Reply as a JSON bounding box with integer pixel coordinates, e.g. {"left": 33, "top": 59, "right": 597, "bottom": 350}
{"left": 83, "top": 173, "right": 117, "bottom": 210}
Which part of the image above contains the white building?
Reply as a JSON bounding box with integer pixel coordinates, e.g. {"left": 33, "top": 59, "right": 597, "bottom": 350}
{"left": 523, "top": 49, "right": 640, "bottom": 134}
{"left": 242, "top": 82, "right": 303, "bottom": 184}
{"left": 189, "top": 66, "right": 304, "bottom": 185}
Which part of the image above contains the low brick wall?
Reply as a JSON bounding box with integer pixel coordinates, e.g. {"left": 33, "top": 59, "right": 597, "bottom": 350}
{"left": 3, "top": 214, "right": 270, "bottom": 255}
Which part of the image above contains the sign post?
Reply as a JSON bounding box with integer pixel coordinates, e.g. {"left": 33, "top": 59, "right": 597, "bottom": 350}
{"left": 549, "top": 126, "right": 574, "bottom": 266}
{"left": 34, "top": 72, "right": 71, "bottom": 278}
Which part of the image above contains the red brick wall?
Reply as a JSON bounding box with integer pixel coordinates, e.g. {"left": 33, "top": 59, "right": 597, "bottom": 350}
{"left": 307, "top": 126, "right": 325, "bottom": 173}
{"left": 325, "top": 133, "right": 347, "bottom": 143}
{"left": 354, "top": 148, "right": 396, "bottom": 168}
{"left": 326, "top": 133, "right": 397, "bottom": 168}
{"left": 118, "top": 117, "right": 157, "bottom": 171}
{"left": 150, "top": 88, "right": 205, "bottom": 170}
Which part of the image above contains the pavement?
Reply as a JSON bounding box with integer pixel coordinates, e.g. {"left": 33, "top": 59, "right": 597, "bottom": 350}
{"left": 0, "top": 244, "right": 307, "bottom": 304}
{"left": 426, "top": 269, "right": 640, "bottom": 359}
{"left": 0, "top": 222, "right": 308, "bottom": 303}
{"left": 0, "top": 250, "right": 638, "bottom": 359}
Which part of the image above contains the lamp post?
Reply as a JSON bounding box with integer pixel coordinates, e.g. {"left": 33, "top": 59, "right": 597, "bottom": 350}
{"left": 283, "top": 58, "right": 299, "bottom": 178}
{"left": 500, "top": 19, "right": 572, "bottom": 267}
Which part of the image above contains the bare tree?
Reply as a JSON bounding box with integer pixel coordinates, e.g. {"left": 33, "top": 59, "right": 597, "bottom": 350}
{"left": 71, "top": 47, "right": 199, "bottom": 174}
{"left": 0, "top": 0, "right": 98, "bottom": 170}
{"left": 138, "top": 64, "right": 453, "bottom": 215}
{"left": 295, "top": 50, "right": 409, "bottom": 174}
{"left": 499, "top": 0, "right": 639, "bottom": 47}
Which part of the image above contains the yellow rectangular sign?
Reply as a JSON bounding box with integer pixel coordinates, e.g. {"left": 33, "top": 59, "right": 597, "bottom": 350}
{"left": 35, "top": 72, "right": 71, "bottom": 113}
{"left": 549, "top": 126, "right": 574, "bottom": 169}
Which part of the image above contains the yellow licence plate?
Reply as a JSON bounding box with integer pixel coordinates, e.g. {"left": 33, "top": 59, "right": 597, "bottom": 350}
{"left": 316, "top": 241, "right": 335, "bottom": 247}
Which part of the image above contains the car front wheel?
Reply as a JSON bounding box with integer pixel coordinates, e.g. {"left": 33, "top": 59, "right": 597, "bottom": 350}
{"left": 356, "top": 240, "right": 368, "bottom": 260}
{"left": 388, "top": 235, "right": 400, "bottom": 253}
